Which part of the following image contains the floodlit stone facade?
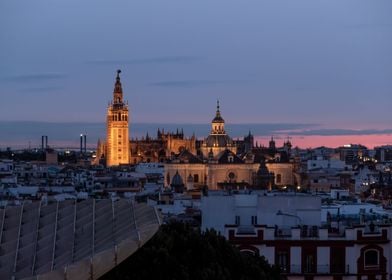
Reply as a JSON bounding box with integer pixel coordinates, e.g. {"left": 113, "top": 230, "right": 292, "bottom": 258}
{"left": 106, "top": 70, "right": 130, "bottom": 166}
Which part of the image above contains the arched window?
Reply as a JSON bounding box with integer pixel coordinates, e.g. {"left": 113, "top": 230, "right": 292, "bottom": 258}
{"left": 364, "top": 249, "right": 379, "bottom": 268}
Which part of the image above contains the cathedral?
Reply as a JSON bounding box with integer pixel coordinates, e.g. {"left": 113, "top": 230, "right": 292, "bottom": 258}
{"left": 95, "top": 71, "right": 299, "bottom": 190}
{"left": 164, "top": 102, "right": 300, "bottom": 190}
{"left": 95, "top": 70, "right": 196, "bottom": 166}
{"left": 199, "top": 101, "right": 237, "bottom": 158}
{"left": 164, "top": 102, "right": 261, "bottom": 190}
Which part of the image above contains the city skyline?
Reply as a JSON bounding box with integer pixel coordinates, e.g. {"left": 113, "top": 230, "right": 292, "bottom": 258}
{"left": 1, "top": 0, "right": 392, "bottom": 148}
{"left": 0, "top": 120, "right": 391, "bottom": 149}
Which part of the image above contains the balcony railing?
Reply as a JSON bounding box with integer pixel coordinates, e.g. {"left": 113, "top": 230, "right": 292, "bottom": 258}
{"left": 300, "top": 225, "right": 319, "bottom": 238}
{"left": 274, "top": 228, "right": 292, "bottom": 238}
{"left": 279, "top": 264, "right": 349, "bottom": 275}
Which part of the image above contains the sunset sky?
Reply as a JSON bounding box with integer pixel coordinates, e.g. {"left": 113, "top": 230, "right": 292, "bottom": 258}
{"left": 1, "top": 0, "right": 392, "bottom": 148}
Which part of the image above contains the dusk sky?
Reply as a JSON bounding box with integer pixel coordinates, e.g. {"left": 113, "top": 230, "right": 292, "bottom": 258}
{"left": 1, "top": 0, "right": 392, "bottom": 147}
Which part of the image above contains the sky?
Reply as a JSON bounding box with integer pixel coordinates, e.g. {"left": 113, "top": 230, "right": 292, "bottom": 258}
{"left": 1, "top": 0, "right": 392, "bottom": 147}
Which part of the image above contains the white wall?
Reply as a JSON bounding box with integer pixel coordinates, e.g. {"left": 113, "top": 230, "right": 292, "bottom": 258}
{"left": 260, "top": 245, "right": 274, "bottom": 265}
{"left": 346, "top": 246, "right": 358, "bottom": 274}
{"left": 201, "top": 193, "right": 322, "bottom": 233}
{"left": 201, "top": 195, "right": 235, "bottom": 234}
{"left": 257, "top": 195, "right": 321, "bottom": 227}
{"left": 317, "top": 247, "right": 329, "bottom": 271}
{"left": 291, "top": 247, "right": 301, "bottom": 267}
{"left": 234, "top": 194, "right": 257, "bottom": 226}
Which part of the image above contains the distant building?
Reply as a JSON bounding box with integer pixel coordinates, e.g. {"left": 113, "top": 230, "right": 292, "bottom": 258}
{"left": 94, "top": 72, "right": 297, "bottom": 194}
{"left": 201, "top": 191, "right": 392, "bottom": 280}
{"left": 164, "top": 103, "right": 295, "bottom": 190}
{"left": 129, "top": 129, "right": 196, "bottom": 164}
{"left": 375, "top": 145, "right": 392, "bottom": 163}
{"left": 198, "top": 101, "right": 237, "bottom": 158}
{"left": 105, "top": 70, "right": 130, "bottom": 166}
{"left": 45, "top": 148, "right": 58, "bottom": 165}
{"left": 164, "top": 103, "right": 262, "bottom": 190}
{"left": 338, "top": 144, "right": 368, "bottom": 164}
{"left": 95, "top": 71, "right": 196, "bottom": 166}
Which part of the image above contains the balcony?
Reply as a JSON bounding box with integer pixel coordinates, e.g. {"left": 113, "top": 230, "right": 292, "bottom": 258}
{"left": 279, "top": 264, "right": 350, "bottom": 275}
{"left": 274, "top": 225, "right": 320, "bottom": 239}
{"left": 236, "top": 225, "right": 256, "bottom": 235}
{"left": 300, "top": 225, "right": 319, "bottom": 238}
{"left": 274, "top": 228, "right": 292, "bottom": 239}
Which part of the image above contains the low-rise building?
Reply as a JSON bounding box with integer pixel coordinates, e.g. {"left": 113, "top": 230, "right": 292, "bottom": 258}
{"left": 201, "top": 191, "right": 392, "bottom": 280}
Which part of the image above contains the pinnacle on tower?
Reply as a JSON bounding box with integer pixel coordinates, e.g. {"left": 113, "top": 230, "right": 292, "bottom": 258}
{"left": 113, "top": 70, "right": 123, "bottom": 104}
{"left": 212, "top": 99, "right": 224, "bottom": 123}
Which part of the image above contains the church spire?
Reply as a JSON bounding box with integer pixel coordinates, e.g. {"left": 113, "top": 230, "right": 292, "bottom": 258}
{"left": 216, "top": 100, "right": 221, "bottom": 119}
{"left": 212, "top": 99, "right": 224, "bottom": 123}
{"left": 113, "top": 69, "right": 123, "bottom": 104}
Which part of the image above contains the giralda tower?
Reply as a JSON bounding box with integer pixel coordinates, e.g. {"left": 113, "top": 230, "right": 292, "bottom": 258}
{"left": 106, "top": 70, "right": 130, "bottom": 166}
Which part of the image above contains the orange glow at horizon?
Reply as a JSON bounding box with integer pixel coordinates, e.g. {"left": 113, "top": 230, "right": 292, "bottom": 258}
{"left": 255, "top": 134, "right": 392, "bottom": 149}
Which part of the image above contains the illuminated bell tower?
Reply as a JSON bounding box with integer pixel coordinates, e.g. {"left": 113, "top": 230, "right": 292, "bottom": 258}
{"left": 106, "top": 70, "right": 130, "bottom": 166}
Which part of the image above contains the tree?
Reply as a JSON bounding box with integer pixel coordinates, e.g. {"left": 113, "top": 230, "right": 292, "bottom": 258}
{"left": 101, "top": 222, "right": 282, "bottom": 280}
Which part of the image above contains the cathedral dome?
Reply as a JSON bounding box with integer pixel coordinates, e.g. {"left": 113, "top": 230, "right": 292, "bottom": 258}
{"left": 205, "top": 134, "right": 234, "bottom": 148}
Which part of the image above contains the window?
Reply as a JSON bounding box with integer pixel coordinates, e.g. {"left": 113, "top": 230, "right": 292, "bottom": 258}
{"left": 194, "top": 174, "right": 199, "bottom": 183}
{"left": 276, "top": 251, "right": 289, "bottom": 271}
{"left": 235, "top": 216, "right": 240, "bottom": 225}
{"left": 305, "top": 255, "right": 315, "bottom": 273}
{"left": 330, "top": 247, "right": 345, "bottom": 273}
{"left": 251, "top": 216, "right": 257, "bottom": 225}
{"left": 364, "top": 249, "right": 379, "bottom": 269}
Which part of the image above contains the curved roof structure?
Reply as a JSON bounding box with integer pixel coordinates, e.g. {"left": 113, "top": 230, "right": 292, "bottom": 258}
{"left": 0, "top": 199, "right": 160, "bottom": 280}
{"left": 205, "top": 134, "right": 234, "bottom": 148}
